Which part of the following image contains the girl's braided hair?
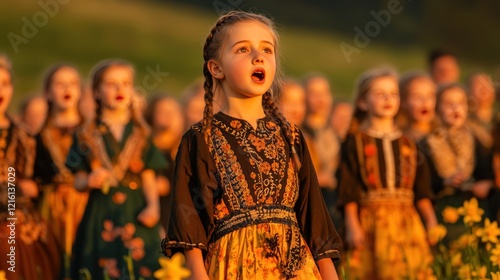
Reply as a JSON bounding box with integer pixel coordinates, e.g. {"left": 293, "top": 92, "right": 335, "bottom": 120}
{"left": 201, "top": 11, "right": 301, "bottom": 170}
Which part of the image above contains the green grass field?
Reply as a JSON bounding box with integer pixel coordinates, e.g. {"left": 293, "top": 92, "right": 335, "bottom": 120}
{"left": 0, "top": 0, "right": 494, "bottom": 112}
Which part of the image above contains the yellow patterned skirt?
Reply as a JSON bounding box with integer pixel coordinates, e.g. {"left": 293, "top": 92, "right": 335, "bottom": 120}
{"left": 39, "top": 183, "right": 89, "bottom": 256}
{"left": 345, "top": 196, "right": 433, "bottom": 280}
{"left": 205, "top": 222, "right": 322, "bottom": 280}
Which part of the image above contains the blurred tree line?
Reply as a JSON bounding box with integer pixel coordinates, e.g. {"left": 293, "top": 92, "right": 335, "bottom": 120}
{"left": 161, "top": 0, "right": 500, "bottom": 69}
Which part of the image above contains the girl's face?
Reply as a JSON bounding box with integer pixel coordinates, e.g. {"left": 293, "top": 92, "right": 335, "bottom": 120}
{"left": 185, "top": 92, "right": 205, "bottom": 126}
{"left": 438, "top": 87, "right": 468, "bottom": 128}
{"left": 404, "top": 77, "right": 436, "bottom": 123}
{"left": 361, "top": 76, "right": 400, "bottom": 120}
{"left": 0, "top": 68, "right": 13, "bottom": 115}
{"left": 470, "top": 74, "right": 495, "bottom": 109}
{"left": 154, "top": 99, "right": 185, "bottom": 136}
{"left": 305, "top": 77, "right": 333, "bottom": 116}
{"left": 97, "top": 66, "right": 134, "bottom": 111}
{"left": 23, "top": 97, "right": 48, "bottom": 134}
{"left": 330, "top": 103, "right": 353, "bottom": 138}
{"left": 280, "top": 84, "right": 306, "bottom": 126}
{"left": 432, "top": 55, "right": 460, "bottom": 85}
{"left": 216, "top": 20, "right": 276, "bottom": 99}
{"left": 47, "top": 67, "right": 81, "bottom": 111}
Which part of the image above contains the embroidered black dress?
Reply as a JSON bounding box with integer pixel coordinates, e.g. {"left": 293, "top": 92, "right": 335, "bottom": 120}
{"left": 162, "top": 112, "right": 341, "bottom": 279}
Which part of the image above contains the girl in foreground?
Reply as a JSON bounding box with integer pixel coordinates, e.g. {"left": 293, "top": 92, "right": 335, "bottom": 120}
{"left": 163, "top": 11, "right": 342, "bottom": 279}
{"left": 338, "top": 69, "right": 436, "bottom": 279}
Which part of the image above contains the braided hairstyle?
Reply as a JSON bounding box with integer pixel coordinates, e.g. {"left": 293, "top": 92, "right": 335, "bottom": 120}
{"left": 201, "top": 11, "right": 301, "bottom": 170}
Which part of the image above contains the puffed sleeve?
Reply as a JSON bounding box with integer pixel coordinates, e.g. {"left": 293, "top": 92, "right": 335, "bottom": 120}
{"left": 337, "top": 134, "right": 363, "bottom": 206}
{"left": 294, "top": 129, "right": 342, "bottom": 262}
{"left": 413, "top": 145, "right": 433, "bottom": 202}
{"left": 161, "top": 128, "right": 218, "bottom": 257}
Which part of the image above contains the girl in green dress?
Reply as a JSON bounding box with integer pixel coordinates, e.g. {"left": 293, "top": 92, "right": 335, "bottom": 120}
{"left": 66, "top": 60, "right": 166, "bottom": 280}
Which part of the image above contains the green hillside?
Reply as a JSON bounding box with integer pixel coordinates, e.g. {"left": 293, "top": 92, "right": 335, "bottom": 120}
{"left": 0, "top": 0, "right": 494, "bottom": 112}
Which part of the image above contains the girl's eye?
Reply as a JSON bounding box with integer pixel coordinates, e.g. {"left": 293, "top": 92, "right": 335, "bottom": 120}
{"left": 263, "top": 48, "right": 273, "bottom": 54}
{"left": 237, "top": 47, "right": 248, "bottom": 53}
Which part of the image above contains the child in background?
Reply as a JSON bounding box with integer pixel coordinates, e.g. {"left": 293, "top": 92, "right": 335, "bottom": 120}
{"left": 279, "top": 79, "right": 307, "bottom": 127}
{"left": 302, "top": 75, "right": 340, "bottom": 223}
{"left": 0, "top": 55, "right": 61, "bottom": 279}
{"left": 145, "top": 95, "right": 185, "bottom": 231}
{"left": 338, "top": 68, "right": 436, "bottom": 280}
{"left": 66, "top": 60, "right": 167, "bottom": 279}
{"left": 428, "top": 49, "right": 460, "bottom": 85}
{"left": 163, "top": 11, "right": 342, "bottom": 279}
{"left": 330, "top": 102, "right": 352, "bottom": 141}
{"left": 19, "top": 96, "right": 48, "bottom": 135}
{"left": 397, "top": 71, "right": 437, "bottom": 142}
{"left": 33, "top": 64, "right": 89, "bottom": 277}
{"left": 422, "top": 84, "right": 495, "bottom": 240}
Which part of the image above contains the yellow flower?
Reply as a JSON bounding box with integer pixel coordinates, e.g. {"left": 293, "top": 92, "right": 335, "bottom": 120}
{"left": 457, "top": 198, "right": 484, "bottom": 225}
{"left": 476, "top": 218, "right": 500, "bottom": 244}
{"left": 0, "top": 271, "right": 6, "bottom": 280}
{"left": 428, "top": 225, "right": 447, "bottom": 244}
{"left": 491, "top": 243, "right": 500, "bottom": 267}
{"left": 417, "top": 267, "right": 437, "bottom": 280}
{"left": 458, "top": 264, "right": 472, "bottom": 280}
{"left": 154, "top": 253, "right": 191, "bottom": 280}
{"left": 442, "top": 206, "right": 460, "bottom": 223}
{"left": 471, "top": 266, "right": 488, "bottom": 280}
{"left": 491, "top": 271, "right": 500, "bottom": 280}
{"left": 451, "top": 252, "right": 462, "bottom": 267}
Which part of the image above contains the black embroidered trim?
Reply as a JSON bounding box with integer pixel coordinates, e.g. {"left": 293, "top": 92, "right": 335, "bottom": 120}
{"left": 213, "top": 205, "right": 298, "bottom": 241}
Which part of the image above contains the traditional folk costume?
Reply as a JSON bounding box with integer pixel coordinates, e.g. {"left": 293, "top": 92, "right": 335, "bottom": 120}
{"left": 338, "top": 129, "right": 433, "bottom": 280}
{"left": 33, "top": 120, "right": 89, "bottom": 275}
{"left": 422, "top": 125, "right": 495, "bottom": 242}
{"left": 66, "top": 121, "right": 166, "bottom": 280}
{"left": 163, "top": 112, "right": 342, "bottom": 279}
{"left": 0, "top": 120, "right": 61, "bottom": 279}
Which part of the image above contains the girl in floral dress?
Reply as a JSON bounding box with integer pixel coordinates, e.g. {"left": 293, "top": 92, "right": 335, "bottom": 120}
{"left": 0, "top": 55, "right": 61, "bottom": 279}
{"left": 33, "top": 64, "right": 89, "bottom": 277}
{"left": 338, "top": 68, "right": 437, "bottom": 280}
{"left": 162, "top": 11, "right": 342, "bottom": 279}
{"left": 66, "top": 60, "right": 167, "bottom": 279}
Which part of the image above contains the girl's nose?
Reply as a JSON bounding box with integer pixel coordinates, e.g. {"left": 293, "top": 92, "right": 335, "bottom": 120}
{"left": 253, "top": 53, "right": 264, "bottom": 64}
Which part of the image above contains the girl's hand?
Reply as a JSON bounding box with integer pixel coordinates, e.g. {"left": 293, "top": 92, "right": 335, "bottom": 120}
{"left": 346, "top": 224, "right": 365, "bottom": 250}
{"left": 137, "top": 204, "right": 160, "bottom": 228}
{"left": 444, "top": 173, "right": 466, "bottom": 188}
{"left": 18, "top": 179, "right": 39, "bottom": 198}
{"left": 88, "top": 168, "right": 110, "bottom": 189}
{"left": 472, "top": 180, "right": 492, "bottom": 199}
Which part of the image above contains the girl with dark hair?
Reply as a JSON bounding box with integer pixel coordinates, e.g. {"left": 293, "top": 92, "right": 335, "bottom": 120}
{"left": 162, "top": 11, "right": 342, "bottom": 279}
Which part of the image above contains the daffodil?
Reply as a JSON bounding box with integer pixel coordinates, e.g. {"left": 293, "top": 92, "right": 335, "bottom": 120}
{"left": 0, "top": 271, "right": 6, "bottom": 280}
{"left": 154, "top": 253, "right": 191, "bottom": 280}
{"left": 451, "top": 252, "right": 462, "bottom": 267}
{"left": 476, "top": 218, "right": 500, "bottom": 244}
{"left": 471, "top": 266, "right": 488, "bottom": 280}
{"left": 491, "top": 271, "right": 500, "bottom": 280}
{"left": 442, "top": 206, "right": 460, "bottom": 224}
{"left": 457, "top": 197, "right": 484, "bottom": 225}
{"left": 428, "top": 224, "right": 447, "bottom": 244}
{"left": 491, "top": 243, "right": 500, "bottom": 267}
{"left": 458, "top": 264, "right": 472, "bottom": 280}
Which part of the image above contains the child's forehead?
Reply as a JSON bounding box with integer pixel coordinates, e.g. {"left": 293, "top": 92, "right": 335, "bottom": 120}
{"left": 225, "top": 20, "right": 276, "bottom": 44}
